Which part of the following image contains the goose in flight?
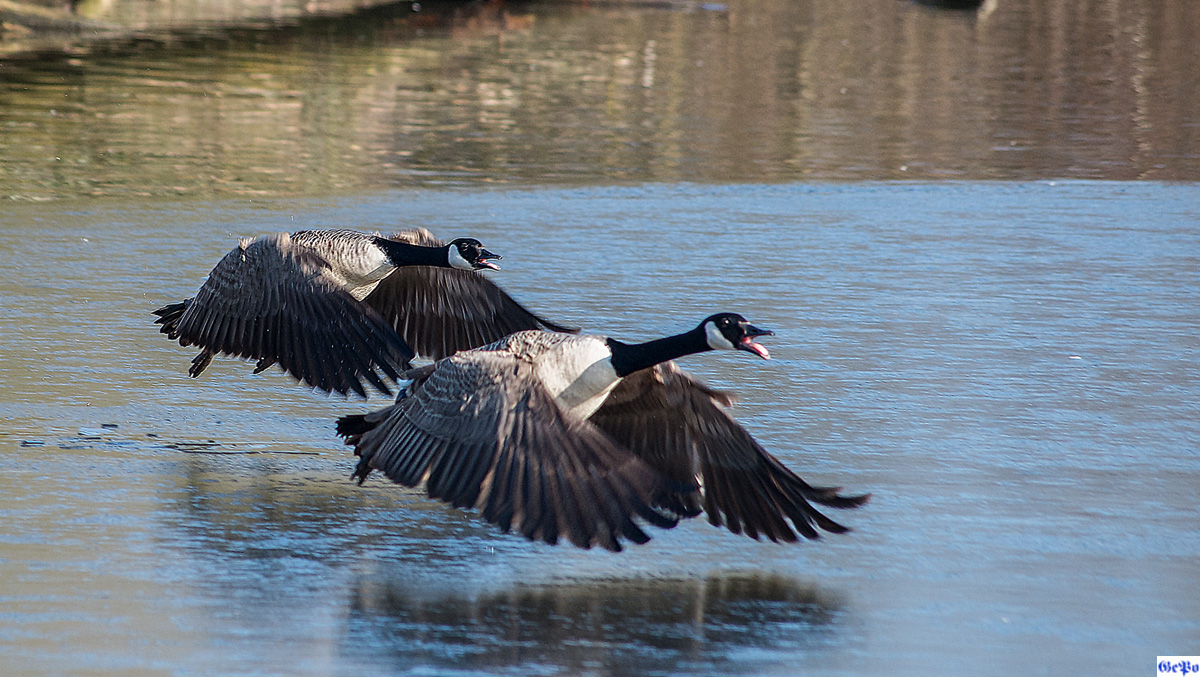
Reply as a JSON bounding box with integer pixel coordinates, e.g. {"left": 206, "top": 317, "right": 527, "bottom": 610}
{"left": 154, "top": 228, "right": 576, "bottom": 398}
{"left": 338, "top": 313, "right": 868, "bottom": 551}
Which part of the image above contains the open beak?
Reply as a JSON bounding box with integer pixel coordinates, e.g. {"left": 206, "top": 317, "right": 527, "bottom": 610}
{"left": 475, "top": 249, "right": 502, "bottom": 271}
{"left": 738, "top": 324, "right": 773, "bottom": 359}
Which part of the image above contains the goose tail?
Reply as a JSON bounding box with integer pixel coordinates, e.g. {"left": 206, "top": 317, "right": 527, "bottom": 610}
{"left": 337, "top": 405, "right": 404, "bottom": 484}
{"left": 153, "top": 299, "right": 191, "bottom": 339}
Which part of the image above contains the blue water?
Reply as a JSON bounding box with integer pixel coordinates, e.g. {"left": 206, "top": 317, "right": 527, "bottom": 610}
{"left": 1, "top": 181, "right": 1196, "bottom": 675}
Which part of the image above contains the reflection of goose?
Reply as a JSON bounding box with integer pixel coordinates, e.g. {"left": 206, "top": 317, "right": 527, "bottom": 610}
{"left": 338, "top": 313, "right": 868, "bottom": 551}
{"left": 345, "top": 571, "right": 841, "bottom": 674}
{"left": 154, "top": 228, "right": 575, "bottom": 397}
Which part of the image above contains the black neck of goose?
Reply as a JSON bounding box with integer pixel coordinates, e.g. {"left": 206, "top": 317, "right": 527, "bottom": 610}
{"left": 373, "top": 237, "right": 449, "bottom": 268}
{"left": 607, "top": 326, "right": 711, "bottom": 378}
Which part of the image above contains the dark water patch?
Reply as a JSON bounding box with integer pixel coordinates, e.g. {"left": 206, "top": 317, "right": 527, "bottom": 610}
{"left": 340, "top": 571, "right": 847, "bottom": 675}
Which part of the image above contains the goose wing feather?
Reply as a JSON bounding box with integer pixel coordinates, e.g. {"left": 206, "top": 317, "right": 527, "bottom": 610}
{"left": 341, "top": 349, "right": 677, "bottom": 551}
{"left": 363, "top": 229, "right": 578, "bottom": 361}
{"left": 167, "top": 233, "right": 414, "bottom": 396}
{"left": 588, "top": 363, "right": 869, "bottom": 542}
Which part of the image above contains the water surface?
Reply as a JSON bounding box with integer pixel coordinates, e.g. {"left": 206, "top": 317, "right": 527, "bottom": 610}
{"left": 1, "top": 0, "right": 1198, "bottom": 674}
{"left": 1, "top": 183, "right": 1197, "bottom": 674}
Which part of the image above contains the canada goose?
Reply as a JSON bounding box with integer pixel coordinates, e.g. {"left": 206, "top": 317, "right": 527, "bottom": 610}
{"left": 154, "top": 228, "right": 576, "bottom": 398}
{"left": 337, "top": 313, "right": 868, "bottom": 551}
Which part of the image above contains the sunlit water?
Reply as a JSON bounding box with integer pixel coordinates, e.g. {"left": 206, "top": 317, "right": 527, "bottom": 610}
{"left": 2, "top": 183, "right": 1197, "bottom": 675}
{"left": 2, "top": 0, "right": 1199, "bottom": 675}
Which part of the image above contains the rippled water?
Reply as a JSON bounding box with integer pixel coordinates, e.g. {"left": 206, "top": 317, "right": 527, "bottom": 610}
{"left": 2, "top": 0, "right": 1199, "bottom": 675}
{"left": 2, "top": 183, "right": 1197, "bottom": 674}
{"left": 3, "top": 0, "right": 1199, "bottom": 200}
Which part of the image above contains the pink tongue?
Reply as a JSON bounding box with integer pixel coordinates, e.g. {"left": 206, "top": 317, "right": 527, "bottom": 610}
{"left": 741, "top": 339, "right": 770, "bottom": 359}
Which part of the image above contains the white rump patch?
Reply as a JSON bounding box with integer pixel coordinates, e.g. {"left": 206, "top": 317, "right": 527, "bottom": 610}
{"left": 394, "top": 377, "right": 415, "bottom": 401}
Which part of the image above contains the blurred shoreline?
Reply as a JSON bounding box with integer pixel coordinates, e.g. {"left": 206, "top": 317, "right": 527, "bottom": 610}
{"left": 1, "top": 0, "right": 434, "bottom": 55}
{"left": 1, "top": 0, "right": 110, "bottom": 44}
{"left": 3, "top": 0, "right": 1198, "bottom": 199}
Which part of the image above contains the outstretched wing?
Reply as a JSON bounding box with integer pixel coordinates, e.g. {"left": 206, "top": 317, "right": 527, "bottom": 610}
{"left": 338, "top": 350, "right": 677, "bottom": 551}
{"left": 158, "top": 233, "right": 414, "bottom": 397}
{"left": 589, "top": 363, "right": 869, "bottom": 542}
{"left": 363, "top": 229, "right": 578, "bottom": 361}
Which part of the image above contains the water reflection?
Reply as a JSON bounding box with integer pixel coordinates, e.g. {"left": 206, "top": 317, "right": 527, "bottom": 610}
{"left": 157, "top": 442, "right": 522, "bottom": 567}
{"left": 153, "top": 452, "right": 850, "bottom": 674}
{"left": 2, "top": 0, "right": 1198, "bottom": 200}
{"left": 165, "top": 453, "right": 373, "bottom": 563}
{"left": 911, "top": 0, "right": 987, "bottom": 9}
{"left": 72, "top": 0, "right": 415, "bottom": 32}
{"left": 343, "top": 570, "right": 844, "bottom": 674}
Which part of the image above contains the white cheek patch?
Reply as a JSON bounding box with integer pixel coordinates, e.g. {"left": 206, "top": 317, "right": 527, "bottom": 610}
{"left": 705, "top": 322, "right": 736, "bottom": 351}
{"left": 448, "top": 246, "right": 473, "bottom": 270}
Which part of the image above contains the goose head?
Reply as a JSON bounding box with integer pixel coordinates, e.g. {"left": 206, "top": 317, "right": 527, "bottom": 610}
{"left": 702, "top": 313, "right": 773, "bottom": 359}
{"left": 447, "top": 238, "right": 502, "bottom": 271}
